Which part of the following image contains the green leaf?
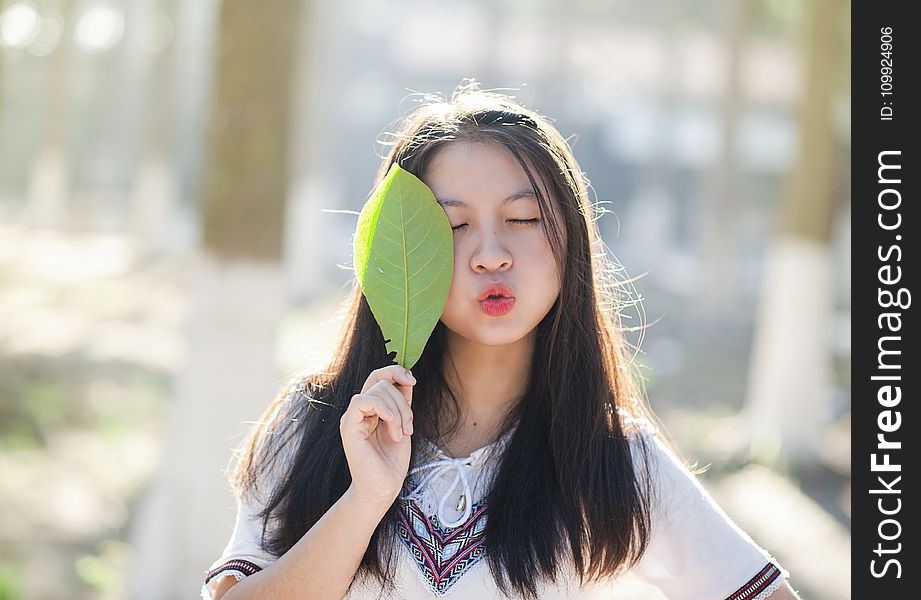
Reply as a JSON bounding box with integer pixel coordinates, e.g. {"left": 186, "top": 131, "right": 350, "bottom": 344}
{"left": 353, "top": 162, "right": 454, "bottom": 369}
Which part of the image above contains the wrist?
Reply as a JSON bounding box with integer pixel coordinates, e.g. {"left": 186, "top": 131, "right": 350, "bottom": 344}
{"left": 342, "top": 485, "right": 397, "bottom": 522}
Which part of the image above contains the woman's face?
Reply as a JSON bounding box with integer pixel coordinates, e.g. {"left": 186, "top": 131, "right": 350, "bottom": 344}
{"left": 422, "top": 141, "right": 562, "bottom": 347}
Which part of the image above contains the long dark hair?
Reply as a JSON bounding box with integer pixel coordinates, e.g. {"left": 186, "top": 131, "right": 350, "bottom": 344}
{"left": 231, "top": 80, "right": 656, "bottom": 599}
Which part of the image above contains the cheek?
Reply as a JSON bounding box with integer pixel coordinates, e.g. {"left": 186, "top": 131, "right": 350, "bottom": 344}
{"left": 542, "top": 230, "right": 565, "bottom": 290}
{"left": 442, "top": 262, "right": 466, "bottom": 315}
{"left": 532, "top": 238, "right": 561, "bottom": 286}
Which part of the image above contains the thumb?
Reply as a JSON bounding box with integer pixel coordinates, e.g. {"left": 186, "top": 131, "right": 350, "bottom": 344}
{"left": 397, "top": 368, "right": 415, "bottom": 406}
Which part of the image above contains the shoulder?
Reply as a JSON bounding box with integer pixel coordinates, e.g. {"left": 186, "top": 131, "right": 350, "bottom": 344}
{"left": 619, "top": 412, "right": 663, "bottom": 473}
{"left": 618, "top": 412, "right": 714, "bottom": 525}
{"left": 205, "top": 375, "right": 323, "bottom": 598}
{"left": 617, "top": 407, "right": 665, "bottom": 443}
{"left": 618, "top": 411, "right": 693, "bottom": 480}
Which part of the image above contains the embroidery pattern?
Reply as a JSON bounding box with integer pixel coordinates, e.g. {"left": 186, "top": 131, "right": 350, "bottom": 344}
{"left": 203, "top": 559, "right": 263, "bottom": 585}
{"left": 726, "top": 562, "right": 783, "bottom": 600}
{"left": 397, "top": 495, "right": 489, "bottom": 595}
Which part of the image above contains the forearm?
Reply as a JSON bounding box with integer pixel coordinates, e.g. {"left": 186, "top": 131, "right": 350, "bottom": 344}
{"left": 224, "top": 487, "right": 390, "bottom": 600}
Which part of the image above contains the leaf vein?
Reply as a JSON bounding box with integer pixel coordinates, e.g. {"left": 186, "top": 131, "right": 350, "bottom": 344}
{"left": 374, "top": 254, "right": 402, "bottom": 270}
{"left": 407, "top": 224, "right": 435, "bottom": 255}
{"left": 400, "top": 182, "right": 410, "bottom": 364}
{"left": 407, "top": 248, "right": 442, "bottom": 281}
{"left": 408, "top": 277, "right": 441, "bottom": 302}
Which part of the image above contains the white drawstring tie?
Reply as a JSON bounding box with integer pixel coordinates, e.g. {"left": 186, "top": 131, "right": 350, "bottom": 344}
{"left": 404, "top": 447, "right": 491, "bottom": 528}
{"left": 402, "top": 426, "right": 517, "bottom": 528}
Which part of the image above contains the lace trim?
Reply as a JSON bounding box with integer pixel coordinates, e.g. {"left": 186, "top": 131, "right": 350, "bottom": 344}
{"left": 726, "top": 562, "right": 785, "bottom": 600}
{"left": 200, "top": 572, "right": 248, "bottom": 600}
{"left": 748, "top": 575, "right": 785, "bottom": 600}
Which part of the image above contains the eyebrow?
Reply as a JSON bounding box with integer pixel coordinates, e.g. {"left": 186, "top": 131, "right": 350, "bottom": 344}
{"left": 436, "top": 189, "right": 537, "bottom": 208}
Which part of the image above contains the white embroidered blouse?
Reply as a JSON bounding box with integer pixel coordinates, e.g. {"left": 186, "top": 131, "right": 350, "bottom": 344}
{"left": 202, "top": 418, "right": 790, "bottom": 599}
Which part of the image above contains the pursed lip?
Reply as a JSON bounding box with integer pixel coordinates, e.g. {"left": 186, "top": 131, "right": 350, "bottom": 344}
{"left": 477, "top": 282, "right": 515, "bottom": 302}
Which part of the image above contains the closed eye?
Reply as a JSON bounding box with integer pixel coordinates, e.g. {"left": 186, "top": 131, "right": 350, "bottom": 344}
{"left": 450, "top": 218, "right": 542, "bottom": 232}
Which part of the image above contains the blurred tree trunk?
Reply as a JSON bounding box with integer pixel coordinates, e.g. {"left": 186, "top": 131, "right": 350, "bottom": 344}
{"left": 130, "top": 0, "right": 180, "bottom": 257}
{"left": 129, "top": 2, "right": 305, "bottom": 598}
{"left": 27, "top": 0, "right": 75, "bottom": 228}
{"left": 743, "top": 0, "right": 846, "bottom": 466}
{"left": 700, "top": 0, "right": 750, "bottom": 311}
{"left": 199, "top": 0, "right": 300, "bottom": 262}
{"left": 623, "top": 6, "right": 680, "bottom": 277}
{"left": 285, "top": 0, "right": 340, "bottom": 301}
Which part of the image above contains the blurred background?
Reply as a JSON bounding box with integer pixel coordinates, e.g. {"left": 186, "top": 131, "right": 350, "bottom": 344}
{"left": 0, "top": 0, "right": 850, "bottom": 598}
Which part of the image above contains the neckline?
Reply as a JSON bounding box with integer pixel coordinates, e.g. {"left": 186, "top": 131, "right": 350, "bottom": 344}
{"left": 420, "top": 423, "right": 518, "bottom": 461}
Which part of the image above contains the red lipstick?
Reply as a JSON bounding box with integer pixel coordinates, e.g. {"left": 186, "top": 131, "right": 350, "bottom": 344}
{"left": 478, "top": 283, "right": 516, "bottom": 316}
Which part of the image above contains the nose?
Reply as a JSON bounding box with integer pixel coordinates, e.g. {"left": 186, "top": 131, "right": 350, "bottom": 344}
{"left": 469, "top": 229, "right": 512, "bottom": 273}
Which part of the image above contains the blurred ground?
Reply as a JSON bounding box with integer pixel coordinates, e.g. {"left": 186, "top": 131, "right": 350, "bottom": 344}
{"left": 0, "top": 222, "right": 850, "bottom": 599}
{"left": 0, "top": 223, "right": 179, "bottom": 599}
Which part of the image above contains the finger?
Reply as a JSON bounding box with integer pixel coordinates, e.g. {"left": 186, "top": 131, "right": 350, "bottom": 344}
{"left": 394, "top": 376, "right": 414, "bottom": 408}
{"left": 371, "top": 381, "right": 413, "bottom": 437}
{"left": 361, "top": 388, "right": 405, "bottom": 443}
{"left": 351, "top": 393, "right": 403, "bottom": 443}
{"left": 367, "top": 365, "right": 415, "bottom": 409}
{"left": 376, "top": 381, "right": 414, "bottom": 436}
{"left": 361, "top": 364, "right": 417, "bottom": 395}
{"left": 345, "top": 394, "right": 395, "bottom": 431}
{"left": 377, "top": 387, "right": 410, "bottom": 442}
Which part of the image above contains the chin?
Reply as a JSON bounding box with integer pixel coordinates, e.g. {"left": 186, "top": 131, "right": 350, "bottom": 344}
{"left": 444, "top": 317, "right": 537, "bottom": 348}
